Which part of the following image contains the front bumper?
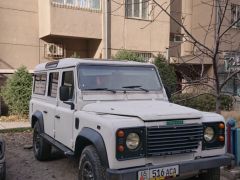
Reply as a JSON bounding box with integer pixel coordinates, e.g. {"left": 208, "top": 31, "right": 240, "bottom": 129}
{"left": 106, "top": 154, "right": 232, "bottom": 180}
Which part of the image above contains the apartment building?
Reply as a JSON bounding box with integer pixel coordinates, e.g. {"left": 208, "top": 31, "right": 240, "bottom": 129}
{"left": 0, "top": 0, "right": 170, "bottom": 72}
{"left": 169, "top": 0, "right": 240, "bottom": 96}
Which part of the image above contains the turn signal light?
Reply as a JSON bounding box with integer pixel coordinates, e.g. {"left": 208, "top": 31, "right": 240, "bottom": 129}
{"left": 117, "top": 145, "right": 125, "bottom": 152}
{"left": 219, "top": 123, "right": 225, "bottom": 129}
{"left": 218, "top": 136, "right": 225, "bottom": 142}
{"left": 117, "top": 130, "right": 125, "bottom": 138}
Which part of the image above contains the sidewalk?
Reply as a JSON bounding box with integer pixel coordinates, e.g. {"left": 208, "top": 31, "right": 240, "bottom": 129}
{"left": 0, "top": 121, "right": 31, "bottom": 130}
{"left": 221, "top": 167, "right": 240, "bottom": 180}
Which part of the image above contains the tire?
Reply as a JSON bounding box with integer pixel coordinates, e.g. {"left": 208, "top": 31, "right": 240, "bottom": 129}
{"left": 0, "top": 163, "right": 6, "bottom": 180}
{"left": 33, "top": 122, "right": 51, "bottom": 161}
{"left": 198, "top": 168, "right": 220, "bottom": 180}
{"left": 78, "top": 145, "right": 106, "bottom": 180}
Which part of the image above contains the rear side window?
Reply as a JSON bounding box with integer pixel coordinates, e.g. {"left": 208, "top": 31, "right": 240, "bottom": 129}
{"left": 62, "top": 71, "right": 74, "bottom": 100}
{"left": 48, "top": 72, "right": 59, "bottom": 98}
{"left": 33, "top": 73, "right": 47, "bottom": 95}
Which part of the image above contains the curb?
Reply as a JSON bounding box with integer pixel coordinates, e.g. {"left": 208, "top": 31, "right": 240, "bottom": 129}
{"left": 0, "top": 127, "right": 32, "bottom": 133}
{"left": 0, "top": 122, "right": 30, "bottom": 130}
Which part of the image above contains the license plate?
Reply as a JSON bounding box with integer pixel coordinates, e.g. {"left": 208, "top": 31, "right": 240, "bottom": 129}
{"left": 138, "top": 165, "right": 179, "bottom": 180}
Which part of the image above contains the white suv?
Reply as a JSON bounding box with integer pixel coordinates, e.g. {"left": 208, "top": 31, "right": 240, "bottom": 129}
{"left": 30, "top": 58, "right": 232, "bottom": 180}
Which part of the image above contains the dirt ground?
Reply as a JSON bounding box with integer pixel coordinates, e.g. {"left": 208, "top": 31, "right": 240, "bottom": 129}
{"left": 1, "top": 131, "right": 232, "bottom": 180}
{"left": 2, "top": 131, "right": 78, "bottom": 180}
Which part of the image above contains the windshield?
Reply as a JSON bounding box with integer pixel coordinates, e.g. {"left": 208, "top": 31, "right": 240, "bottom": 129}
{"left": 78, "top": 64, "right": 162, "bottom": 92}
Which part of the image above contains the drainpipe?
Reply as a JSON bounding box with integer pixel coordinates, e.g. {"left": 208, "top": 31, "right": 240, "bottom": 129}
{"left": 215, "top": 0, "right": 219, "bottom": 44}
{"left": 104, "top": 0, "right": 109, "bottom": 59}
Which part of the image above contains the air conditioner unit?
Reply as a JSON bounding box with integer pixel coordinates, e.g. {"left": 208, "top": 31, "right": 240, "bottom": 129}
{"left": 44, "top": 43, "right": 64, "bottom": 59}
{"left": 169, "top": 57, "right": 178, "bottom": 64}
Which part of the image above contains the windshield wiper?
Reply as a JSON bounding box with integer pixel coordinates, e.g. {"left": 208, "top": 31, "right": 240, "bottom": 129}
{"left": 84, "top": 88, "right": 116, "bottom": 93}
{"left": 122, "top": 85, "right": 149, "bottom": 92}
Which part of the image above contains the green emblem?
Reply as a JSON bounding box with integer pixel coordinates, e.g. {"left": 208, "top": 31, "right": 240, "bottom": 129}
{"left": 166, "top": 120, "right": 184, "bottom": 126}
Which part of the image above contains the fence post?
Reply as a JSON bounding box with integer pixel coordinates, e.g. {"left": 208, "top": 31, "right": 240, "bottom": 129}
{"left": 227, "top": 119, "right": 236, "bottom": 154}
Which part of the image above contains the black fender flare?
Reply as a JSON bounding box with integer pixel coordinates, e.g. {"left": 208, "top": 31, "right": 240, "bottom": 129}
{"left": 31, "top": 111, "right": 44, "bottom": 133}
{"left": 75, "top": 128, "right": 109, "bottom": 168}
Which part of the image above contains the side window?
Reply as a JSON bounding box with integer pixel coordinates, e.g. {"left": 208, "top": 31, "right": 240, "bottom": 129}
{"left": 33, "top": 73, "right": 47, "bottom": 95}
{"left": 62, "top": 71, "right": 74, "bottom": 100}
{"left": 48, "top": 72, "right": 59, "bottom": 98}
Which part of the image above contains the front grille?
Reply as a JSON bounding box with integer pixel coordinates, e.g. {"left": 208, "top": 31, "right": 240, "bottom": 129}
{"left": 146, "top": 123, "right": 203, "bottom": 156}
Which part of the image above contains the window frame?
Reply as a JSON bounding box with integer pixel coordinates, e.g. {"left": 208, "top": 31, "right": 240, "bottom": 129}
{"left": 48, "top": 72, "right": 59, "bottom": 98}
{"left": 33, "top": 73, "right": 47, "bottom": 96}
{"left": 52, "top": 0, "right": 102, "bottom": 11}
{"left": 125, "top": 0, "right": 151, "bottom": 20}
{"left": 231, "top": 3, "right": 240, "bottom": 28}
{"left": 61, "top": 71, "right": 75, "bottom": 101}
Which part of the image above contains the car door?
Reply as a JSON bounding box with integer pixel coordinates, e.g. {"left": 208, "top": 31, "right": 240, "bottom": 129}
{"left": 44, "top": 71, "right": 59, "bottom": 138}
{"left": 55, "top": 68, "right": 75, "bottom": 149}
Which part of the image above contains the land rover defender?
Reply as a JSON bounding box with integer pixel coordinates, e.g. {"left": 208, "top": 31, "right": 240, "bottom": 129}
{"left": 30, "top": 58, "right": 232, "bottom": 180}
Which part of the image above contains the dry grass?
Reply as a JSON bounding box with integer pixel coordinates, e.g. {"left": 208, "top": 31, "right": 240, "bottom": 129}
{"left": 0, "top": 115, "right": 28, "bottom": 122}
{"left": 221, "top": 111, "right": 240, "bottom": 127}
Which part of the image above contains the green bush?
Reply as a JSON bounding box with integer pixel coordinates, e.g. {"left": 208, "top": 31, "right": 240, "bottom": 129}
{"left": 172, "top": 93, "right": 234, "bottom": 112}
{"left": 154, "top": 54, "right": 177, "bottom": 94}
{"left": 1, "top": 66, "right": 32, "bottom": 116}
{"left": 113, "top": 50, "right": 145, "bottom": 62}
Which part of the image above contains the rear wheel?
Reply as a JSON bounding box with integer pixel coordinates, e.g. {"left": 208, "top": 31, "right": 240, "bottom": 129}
{"left": 78, "top": 145, "right": 106, "bottom": 180}
{"left": 33, "top": 122, "right": 51, "bottom": 161}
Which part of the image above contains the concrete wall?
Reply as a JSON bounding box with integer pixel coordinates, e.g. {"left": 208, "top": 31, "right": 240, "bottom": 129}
{"left": 38, "top": 0, "right": 102, "bottom": 39}
{"left": 110, "top": 0, "right": 170, "bottom": 56}
{"left": 170, "top": 0, "right": 240, "bottom": 59}
{"left": 0, "top": 0, "right": 39, "bottom": 70}
{"left": 38, "top": 0, "right": 51, "bottom": 38}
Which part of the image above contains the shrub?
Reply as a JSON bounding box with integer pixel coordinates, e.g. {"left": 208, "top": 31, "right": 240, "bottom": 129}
{"left": 1, "top": 66, "right": 32, "bottom": 116}
{"left": 113, "top": 50, "right": 145, "bottom": 62}
{"left": 154, "top": 54, "right": 177, "bottom": 94}
{"left": 172, "top": 93, "right": 234, "bottom": 112}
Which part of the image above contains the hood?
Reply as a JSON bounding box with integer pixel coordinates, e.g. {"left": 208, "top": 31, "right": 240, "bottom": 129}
{"left": 82, "top": 100, "right": 202, "bottom": 121}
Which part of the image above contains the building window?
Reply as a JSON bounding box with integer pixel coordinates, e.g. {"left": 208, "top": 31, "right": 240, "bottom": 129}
{"left": 52, "top": 0, "right": 101, "bottom": 10}
{"left": 135, "top": 52, "right": 153, "bottom": 61}
{"left": 170, "top": 33, "right": 183, "bottom": 42}
{"left": 48, "top": 72, "right": 59, "bottom": 98}
{"left": 125, "top": 0, "right": 150, "bottom": 20}
{"left": 231, "top": 4, "right": 240, "bottom": 28}
{"left": 33, "top": 73, "right": 47, "bottom": 95}
{"left": 222, "top": 52, "right": 240, "bottom": 96}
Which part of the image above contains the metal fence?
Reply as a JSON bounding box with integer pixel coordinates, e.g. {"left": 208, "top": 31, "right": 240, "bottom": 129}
{"left": 52, "top": 0, "right": 101, "bottom": 10}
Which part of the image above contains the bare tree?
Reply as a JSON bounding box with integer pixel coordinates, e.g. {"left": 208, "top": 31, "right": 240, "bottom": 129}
{"left": 153, "top": 0, "right": 240, "bottom": 113}
{"left": 111, "top": 0, "right": 240, "bottom": 112}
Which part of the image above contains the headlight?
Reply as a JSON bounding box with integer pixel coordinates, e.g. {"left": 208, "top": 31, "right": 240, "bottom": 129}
{"left": 204, "top": 127, "right": 215, "bottom": 142}
{"left": 126, "top": 133, "right": 140, "bottom": 150}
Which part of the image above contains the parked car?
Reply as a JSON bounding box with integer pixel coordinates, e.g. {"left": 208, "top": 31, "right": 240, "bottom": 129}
{"left": 30, "top": 58, "right": 232, "bottom": 180}
{"left": 0, "top": 137, "right": 6, "bottom": 180}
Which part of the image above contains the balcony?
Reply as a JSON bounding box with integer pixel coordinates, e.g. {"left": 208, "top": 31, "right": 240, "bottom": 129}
{"left": 38, "top": 0, "right": 102, "bottom": 39}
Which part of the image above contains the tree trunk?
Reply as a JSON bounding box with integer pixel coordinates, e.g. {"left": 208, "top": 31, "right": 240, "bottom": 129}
{"left": 216, "top": 95, "right": 221, "bottom": 114}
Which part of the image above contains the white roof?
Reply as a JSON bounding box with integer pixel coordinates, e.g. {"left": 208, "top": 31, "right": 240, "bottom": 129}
{"left": 34, "top": 58, "right": 153, "bottom": 72}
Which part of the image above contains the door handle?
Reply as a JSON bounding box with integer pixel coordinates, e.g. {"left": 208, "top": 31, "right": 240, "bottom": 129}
{"left": 43, "top": 111, "right": 48, "bottom": 114}
{"left": 55, "top": 115, "right": 60, "bottom": 119}
{"left": 75, "top": 118, "right": 79, "bottom": 129}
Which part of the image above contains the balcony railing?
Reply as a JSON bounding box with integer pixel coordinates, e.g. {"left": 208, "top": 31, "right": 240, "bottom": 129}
{"left": 52, "top": 0, "right": 101, "bottom": 11}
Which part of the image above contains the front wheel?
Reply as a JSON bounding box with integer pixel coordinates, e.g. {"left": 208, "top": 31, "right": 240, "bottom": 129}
{"left": 78, "top": 145, "right": 106, "bottom": 180}
{"left": 198, "top": 168, "right": 220, "bottom": 180}
{"left": 33, "top": 122, "right": 51, "bottom": 161}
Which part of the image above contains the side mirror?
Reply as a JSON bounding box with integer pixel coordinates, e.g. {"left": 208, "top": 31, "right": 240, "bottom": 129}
{"left": 59, "top": 86, "right": 75, "bottom": 110}
{"left": 60, "top": 86, "right": 70, "bottom": 101}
